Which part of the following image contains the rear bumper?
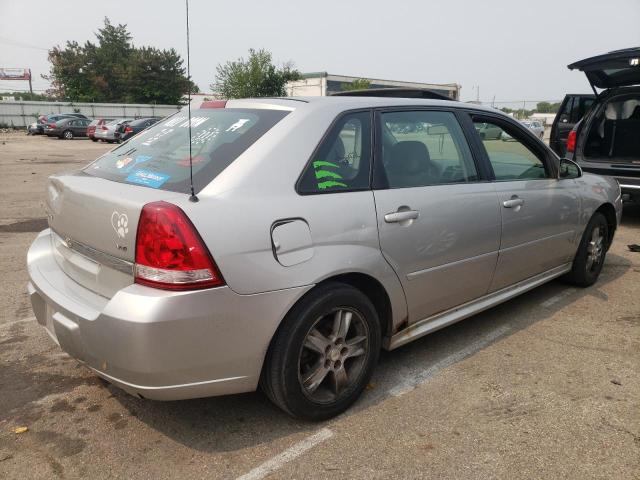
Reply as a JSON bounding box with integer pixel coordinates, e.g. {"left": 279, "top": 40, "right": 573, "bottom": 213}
{"left": 27, "top": 229, "right": 310, "bottom": 400}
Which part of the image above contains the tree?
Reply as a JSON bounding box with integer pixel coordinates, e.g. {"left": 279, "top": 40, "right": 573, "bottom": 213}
{"left": 212, "top": 49, "right": 300, "bottom": 99}
{"left": 536, "top": 101, "right": 561, "bottom": 113}
{"left": 341, "top": 78, "right": 371, "bottom": 91}
{"left": 44, "top": 18, "right": 193, "bottom": 104}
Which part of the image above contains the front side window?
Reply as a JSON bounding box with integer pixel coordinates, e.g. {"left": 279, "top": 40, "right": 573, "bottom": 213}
{"left": 298, "top": 111, "right": 371, "bottom": 194}
{"left": 473, "top": 119, "right": 549, "bottom": 181}
{"left": 376, "top": 110, "right": 478, "bottom": 188}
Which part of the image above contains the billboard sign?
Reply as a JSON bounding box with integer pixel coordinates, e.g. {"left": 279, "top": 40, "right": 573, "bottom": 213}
{"left": 0, "top": 68, "right": 31, "bottom": 81}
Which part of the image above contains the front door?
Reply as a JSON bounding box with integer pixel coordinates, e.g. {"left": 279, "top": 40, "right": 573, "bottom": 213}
{"left": 373, "top": 109, "right": 501, "bottom": 323}
{"left": 470, "top": 115, "right": 581, "bottom": 291}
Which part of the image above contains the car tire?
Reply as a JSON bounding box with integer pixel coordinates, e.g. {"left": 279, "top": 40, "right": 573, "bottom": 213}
{"left": 91, "top": 138, "right": 98, "bottom": 142}
{"left": 63, "top": 130, "right": 73, "bottom": 140}
{"left": 261, "top": 282, "right": 381, "bottom": 421}
{"left": 564, "top": 212, "right": 608, "bottom": 287}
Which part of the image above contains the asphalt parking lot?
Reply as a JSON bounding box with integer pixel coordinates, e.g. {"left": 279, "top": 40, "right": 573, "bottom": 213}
{"left": 0, "top": 132, "right": 638, "bottom": 479}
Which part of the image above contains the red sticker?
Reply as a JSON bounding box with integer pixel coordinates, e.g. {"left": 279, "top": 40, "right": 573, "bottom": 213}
{"left": 177, "top": 155, "right": 205, "bottom": 167}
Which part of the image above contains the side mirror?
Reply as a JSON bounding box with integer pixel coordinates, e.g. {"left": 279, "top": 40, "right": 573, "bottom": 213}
{"left": 558, "top": 158, "right": 582, "bottom": 179}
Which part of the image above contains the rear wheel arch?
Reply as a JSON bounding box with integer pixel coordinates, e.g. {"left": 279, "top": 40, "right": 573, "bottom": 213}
{"left": 594, "top": 203, "right": 617, "bottom": 248}
{"left": 317, "top": 273, "right": 393, "bottom": 340}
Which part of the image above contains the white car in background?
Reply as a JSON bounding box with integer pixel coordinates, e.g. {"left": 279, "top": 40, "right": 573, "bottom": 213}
{"left": 94, "top": 118, "right": 132, "bottom": 143}
{"left": 502, "top": 120, "right": 545, "bottom": 140}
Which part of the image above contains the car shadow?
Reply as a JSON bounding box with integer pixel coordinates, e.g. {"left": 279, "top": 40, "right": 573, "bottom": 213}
{"left": 112, "top": 251, "right": 631, "bottom": 453}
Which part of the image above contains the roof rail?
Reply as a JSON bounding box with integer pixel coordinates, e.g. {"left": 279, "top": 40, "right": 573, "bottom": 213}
{"left": 331, "top": 87, "right": 453, "bottom": 101}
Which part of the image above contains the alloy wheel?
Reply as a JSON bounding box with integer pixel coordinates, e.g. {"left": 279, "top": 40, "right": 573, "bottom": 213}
{"left": 585, "top": 226, "right": 604, "bottom": 272}
{"left": 298, "top": 308, "right": 369, "bottom": 403}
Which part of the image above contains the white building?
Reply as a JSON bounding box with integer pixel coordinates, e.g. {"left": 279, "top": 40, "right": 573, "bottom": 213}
{"left": 286, "top": 72, "right": 460, "bottom": 100}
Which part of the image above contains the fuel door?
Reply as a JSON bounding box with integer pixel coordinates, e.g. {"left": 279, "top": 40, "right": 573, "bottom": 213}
{"left": 271, "top": 219, "right": 314, "bottom": 267}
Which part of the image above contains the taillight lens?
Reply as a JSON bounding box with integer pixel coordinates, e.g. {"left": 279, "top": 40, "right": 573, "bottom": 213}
{"left": 134, "top": 202, "right": 224, "bottom": 290}
{"left": 566, "top": 130, "right": 577, "bottom": 153}
{"left": 48, "top": 123, "right": 55, "bottom": 128}
{"left": 124, "top": 126, "right": 133, "bottom": 133}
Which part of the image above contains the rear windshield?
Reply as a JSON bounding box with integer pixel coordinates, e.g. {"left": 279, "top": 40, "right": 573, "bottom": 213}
{"left": 85, "top": 108, "right": 289, "bottom": 193}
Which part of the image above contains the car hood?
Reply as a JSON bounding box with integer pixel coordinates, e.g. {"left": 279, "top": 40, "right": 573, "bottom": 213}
{"left": 568, "top": 47, "right": 640, "bottom": 89}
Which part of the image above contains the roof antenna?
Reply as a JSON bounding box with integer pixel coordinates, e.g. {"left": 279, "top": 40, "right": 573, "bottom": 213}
{"left": 185, "top": 0, "right": 198, "bottom": 202}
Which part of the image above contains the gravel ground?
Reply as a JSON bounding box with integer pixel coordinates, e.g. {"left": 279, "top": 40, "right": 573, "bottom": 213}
{"left": 0, "top": 133, "right": 638, "bottom": 479}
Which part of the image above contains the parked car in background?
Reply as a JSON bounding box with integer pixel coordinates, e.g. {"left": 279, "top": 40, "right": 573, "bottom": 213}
{"left": 36, "top": 113, "right": 90, "bottom": 135}
{"left": 560, "top": 47, "right": 640, "bottom": 202}
{"left": 27, "top": 96, "right": 621, "bottom": 420}
{"left": 94, "top": 118, "right": 132, "bottom": 143}
{"left": 550, "top": 94, "right": 596, "bottom": 156}
{"left": 117, "top": 117, "right": 161, "bottom": 142}
{"left": 44, "top": 117, "right": 92, "bottom": 139}
{"left": 502, "top": 120, "right": 545, "bottom": 141}
{"left": 27, "top": 122, "right": 40, "bottom": 135}
{"left": 87, "top": 118, "right": 115, "bottom": 142}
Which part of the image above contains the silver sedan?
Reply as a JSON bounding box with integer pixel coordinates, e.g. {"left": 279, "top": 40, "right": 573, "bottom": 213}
{"left": 93, "top": 118, "right": 132, "bottom": 143}
{"left": 27, "top": 97, "right": 622, "bottom": 420}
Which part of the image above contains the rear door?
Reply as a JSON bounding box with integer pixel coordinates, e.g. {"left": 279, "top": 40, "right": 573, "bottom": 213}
{"left": 373, "top": 109, "right": 501, "bottom": 323}
{"left": 550, "top": 94, "right": 595, "bottom": 156}
{"left": 469, "top": 114, "right": 581, "bottom": 291}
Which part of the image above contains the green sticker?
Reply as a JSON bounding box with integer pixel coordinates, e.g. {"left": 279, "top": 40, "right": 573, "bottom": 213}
{"left": 313, "top": 159, "right": 346, "bottom": 190}
{"left": 317, "top": 180, "right": 348, "bottom": 189}
{"left": 313, "top": 160, "right": 339, "bottom": 169}
{"left": 315, "top": 170, "right": 342, "bottom": 179}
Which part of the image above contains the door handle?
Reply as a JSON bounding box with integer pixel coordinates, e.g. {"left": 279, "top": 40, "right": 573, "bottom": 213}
{"left": 384, "top": 209, "right": 419, "bottom": 223}
{"left": 503, "top": 197, "right": 524, "bottom": 208}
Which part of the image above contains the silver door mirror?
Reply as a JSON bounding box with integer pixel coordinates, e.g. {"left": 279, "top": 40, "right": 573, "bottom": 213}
{"left": 558, "top": 158, "right": 582, "bottom": 179}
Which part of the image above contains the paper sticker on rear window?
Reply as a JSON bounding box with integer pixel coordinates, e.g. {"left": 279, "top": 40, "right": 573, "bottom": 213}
{"left": 125, "top": 169, "right": 170, "bottom": 188}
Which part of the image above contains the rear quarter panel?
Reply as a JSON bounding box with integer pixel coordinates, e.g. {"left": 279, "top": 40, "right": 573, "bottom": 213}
{"left": 574, "top": 172, "right": 623, "bottom": 229}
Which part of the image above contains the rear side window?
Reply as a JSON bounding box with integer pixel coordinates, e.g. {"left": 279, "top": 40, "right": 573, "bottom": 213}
{"left": 376, "top": 110, "right": 478, "bottom": 189}
{"left": 297, "top": 111, "right": 372, "bottom": 194}
{"left": 86, "top": 108, "right": 289, "bottom": 193}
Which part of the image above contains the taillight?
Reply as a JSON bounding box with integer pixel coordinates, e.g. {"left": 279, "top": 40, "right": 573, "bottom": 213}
{"left": 48, "top": 123, "right": 55, "bottom": 128}
{"left": 566, "top": 130, "right": 577, "bottom": 153}
{"left": 101, "top": 125, "right": 108, "bottom": 130}
{"left": 134, "top": 201, "right": 224, "bottom": 290}
{"left": 124, "top": 126, "right": 133, "bottom": 133}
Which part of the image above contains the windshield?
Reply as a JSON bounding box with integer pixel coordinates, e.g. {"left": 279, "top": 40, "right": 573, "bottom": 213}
{"left": 85, "top": 108, "right": 289, "bottom": 193}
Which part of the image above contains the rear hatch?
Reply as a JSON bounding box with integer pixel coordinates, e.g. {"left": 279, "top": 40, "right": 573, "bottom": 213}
{"left": 47, "top": 173, "right": 181, "bottom": 298}
{"left": 568, "top": 47, "right": 640, "bottom": 89}
{"left": 46, "top": 106, "right": 290, "bottom": 297}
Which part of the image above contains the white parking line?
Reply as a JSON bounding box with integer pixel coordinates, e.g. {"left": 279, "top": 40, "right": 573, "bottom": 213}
{"left": 388, "top": 324, "right": 511, "bottom": 397}
{"left": 236, "top": 428, "right": 334, "bottom": 480}
{"left": 541, "top": 288, "right": 577, "bottom": 308}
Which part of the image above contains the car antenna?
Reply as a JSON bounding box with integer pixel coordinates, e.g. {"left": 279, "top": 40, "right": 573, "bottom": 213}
{"left": 185, "top": 0, "right": 198, "bottom": 202}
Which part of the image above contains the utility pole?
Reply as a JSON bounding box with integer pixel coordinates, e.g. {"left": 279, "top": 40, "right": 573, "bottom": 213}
{"left": 28, "top": 69, "right": 33, "bottom": 95}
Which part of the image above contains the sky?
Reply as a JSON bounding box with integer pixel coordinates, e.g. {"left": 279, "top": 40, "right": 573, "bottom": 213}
{"left": 1, "top": 0, "right": 639, "bottom": 106}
